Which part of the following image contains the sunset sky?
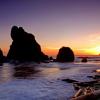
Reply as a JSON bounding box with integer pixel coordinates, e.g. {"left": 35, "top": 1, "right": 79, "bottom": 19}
{"left": 0, "top": 0, "right": 100, "bottom": 56}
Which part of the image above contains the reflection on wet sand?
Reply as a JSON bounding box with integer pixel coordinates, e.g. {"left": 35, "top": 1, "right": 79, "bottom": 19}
{"left": 13, "top": 66, "right": 61, "bottom": 79}
{"left": 0, "top": 63, "right": 61, "bottom": 80}
{"left": 13, "top": 66, "right": 40, "bottom": 79}
{"left": 27, "top": 67, "right": 61, "bottom": 79}
{"left": 96, "top": 69, "right": 100, "bottom": 73}
{"left": 40, "top": 68, "right": 60, "bottom": 76}
{"left": 0, "top": 63, "right": 13, "bottom": 83}
{"left": 0, "top": 63, "right": 78, "bottom": 81}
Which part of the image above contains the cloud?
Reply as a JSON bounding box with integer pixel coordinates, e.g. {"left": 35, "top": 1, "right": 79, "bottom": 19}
{"left": 89, "top": 33, "right": 100, "bottom": 43}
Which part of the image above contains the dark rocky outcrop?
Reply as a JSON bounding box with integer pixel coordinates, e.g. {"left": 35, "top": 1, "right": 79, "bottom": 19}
{"left": 56, "top": 47, "right": 75, "bottom": 62}
{"left": 7, "top": 26, "right": 48, "bottom": 62}
{"left": 81, "top": 57, "right": 88, "bottom": 62}
{"left": 62, "top": 78, "right": 78, "bottom": 83}
{"left": 0, "top": 49, "right": 5, "bottom": 64}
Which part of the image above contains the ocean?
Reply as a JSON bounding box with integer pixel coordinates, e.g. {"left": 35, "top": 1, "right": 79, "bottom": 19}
{"left": 0, "top": 56, "right": 100, "bottom": 100}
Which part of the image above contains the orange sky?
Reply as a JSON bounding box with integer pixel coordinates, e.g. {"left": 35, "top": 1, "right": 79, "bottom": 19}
{"left": 42, "top": 46, "right": 100, "bottom": 57}
{"left": 2, "top": 45, "right": 100, "bottom": 57}
{"left": 1, "top": 32, "right": 100, "bottom": 57}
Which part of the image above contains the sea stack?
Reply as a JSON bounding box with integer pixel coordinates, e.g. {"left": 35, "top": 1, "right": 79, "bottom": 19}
{"left": 56, "top": 47, "right": 75, "bottom": 62}
{"left": 0, "top": 49, "right": 5, "bottom": 64}
{"left": 7, "top": 26, "right": 48, "bottom": 62}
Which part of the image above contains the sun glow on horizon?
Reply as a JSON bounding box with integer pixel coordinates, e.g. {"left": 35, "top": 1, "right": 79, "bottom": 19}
{"left": 84, "top": 46, "right": 100, "bottom": 55}
{"left": 2, "top": 46, "right": 100, "bottom": 57}
{"left": 42, "top": 46, "right": 100, "bottom": 56}
{"left": 75, "top": 46, "right": 100, "bottom": 56}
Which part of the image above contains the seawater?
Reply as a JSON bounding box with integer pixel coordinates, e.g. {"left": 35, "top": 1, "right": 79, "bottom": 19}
{"left": 0, "top": 56, "right": 100, "bottom": 100}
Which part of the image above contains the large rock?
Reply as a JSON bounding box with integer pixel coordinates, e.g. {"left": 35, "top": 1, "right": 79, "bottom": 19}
{"left": 56, "top": 47, "right": 75, "bottom": 62}
{"left": 0, "top": 49, "right": 5, "bottom": 63}
{"left": 7, "top": 26, "right": 48, "bottom": 62}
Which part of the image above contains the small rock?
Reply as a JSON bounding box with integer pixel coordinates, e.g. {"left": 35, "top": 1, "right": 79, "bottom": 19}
{"left": 62, "top": 78, "right": 78, "bottom": 83}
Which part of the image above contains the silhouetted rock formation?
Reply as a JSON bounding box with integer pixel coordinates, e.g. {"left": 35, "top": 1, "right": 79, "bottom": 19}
{"left": 0, "top": 49, "right": 5, "bottom": 64}
{"left": 49, "top": 56, "right": 54, "bottom": 62}
{"left": 81, "top": 57, "right": 87, "bottom": 63}
{"left": 56, "top": 47, "right": 75, "bottom": 62}
{"left": 7, "top": 26, "right": 48, "bottom": 62}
